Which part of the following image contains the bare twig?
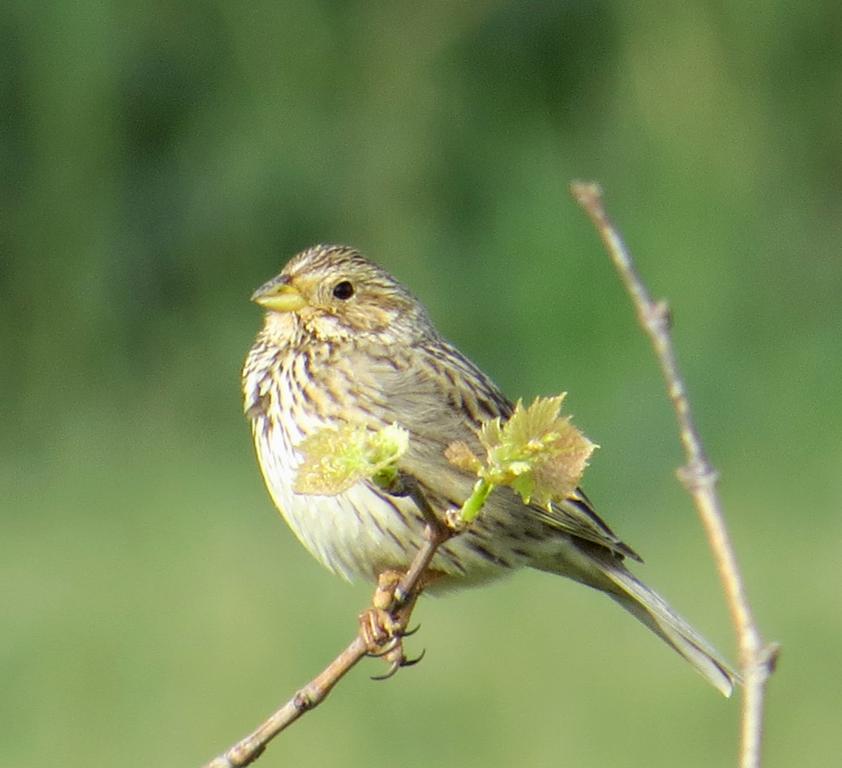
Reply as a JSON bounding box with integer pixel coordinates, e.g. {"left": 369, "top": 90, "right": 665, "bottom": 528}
{"left": 201, "top": 481, "right": 455, "bottom": 768}
{"left": 387, "top": 472, "right": 454, "bottom": 603}
{"left": 201, "top": 635, "right": 368, "bottom": 768}
{"left": 570, "top": 181, "right": 778, "bottom": 768}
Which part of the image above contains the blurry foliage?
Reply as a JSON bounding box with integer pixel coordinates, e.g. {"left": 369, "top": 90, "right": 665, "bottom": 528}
{"left": 1, "top": 2, "right": 840, "bottom": 768}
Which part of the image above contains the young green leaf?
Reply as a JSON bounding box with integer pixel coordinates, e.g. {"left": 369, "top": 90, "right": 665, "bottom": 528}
{"left": 447, "top": 394, "right": 597, "bottom": 519}
{"left": 294, "top": 423, "right": 409, "bottom": 495}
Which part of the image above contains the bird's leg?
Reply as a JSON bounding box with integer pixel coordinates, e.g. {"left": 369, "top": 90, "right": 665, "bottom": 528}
{"left": 359, "top": 570, "right": 405, "bottom": 650}
{"left": 361, "top": 472, "right": 459, "bottom": 678}
{"left": 359, "top": 571, "right": 425, "bottom": 679}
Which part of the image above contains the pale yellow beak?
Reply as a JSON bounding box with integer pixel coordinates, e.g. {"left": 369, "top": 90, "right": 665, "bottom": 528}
{"left": 251, "top": 277, "right": 308, "bottom": 312}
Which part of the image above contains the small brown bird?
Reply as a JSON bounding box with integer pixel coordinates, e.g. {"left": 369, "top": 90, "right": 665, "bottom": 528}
{"left": 242, "top": 244, "right": 735, "bottom": 696}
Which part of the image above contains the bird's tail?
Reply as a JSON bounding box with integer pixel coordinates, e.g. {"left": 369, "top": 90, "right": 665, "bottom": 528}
{"left": 605, "top": 565, "right": 736, "bottom": 696}
{"left": 538, "top": 546, "right": 738, "bottom": 696}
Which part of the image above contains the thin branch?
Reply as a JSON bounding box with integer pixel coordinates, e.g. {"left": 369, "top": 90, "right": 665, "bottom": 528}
{"left": 200, "top": 482, "right": 455, "bottom": 768}
{"left": 570, "top": 181, "right": 778, "bottom": 768}
{"left": 387, "top": 472, "right": 455, "bottom": 603}
{"left": 201, "top": 636, "right": 368, "bottom": 768}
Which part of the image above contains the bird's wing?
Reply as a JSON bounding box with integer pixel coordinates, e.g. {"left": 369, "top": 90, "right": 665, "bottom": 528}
{"left": 534, "top": 489, "right": 642, "bottom": 562}
{"left": 349, "top": 339, "right": 641, "bottom": 561}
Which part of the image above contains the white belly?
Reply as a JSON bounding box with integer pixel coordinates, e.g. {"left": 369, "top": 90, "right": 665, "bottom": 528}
{"left": 252, "top": 414, "right": 425, "bottom": 580}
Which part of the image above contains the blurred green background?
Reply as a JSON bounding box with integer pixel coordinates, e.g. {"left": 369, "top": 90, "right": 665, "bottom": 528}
{"left": 2, "top": 2, "right": 840, "bottom": 766}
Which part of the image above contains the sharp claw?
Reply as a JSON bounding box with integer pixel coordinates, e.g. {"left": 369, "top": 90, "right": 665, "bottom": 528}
{"left": 370, "top": 661, "right": 401, "bottom": 681}
{"left": 401, "top": 623, "right": 421, "bottom": 638}
{"left": 401, "top": 648, "right": 426, "bottom": 668}
{"left": 366, "top": 637, "right": 401, "bottom": 658}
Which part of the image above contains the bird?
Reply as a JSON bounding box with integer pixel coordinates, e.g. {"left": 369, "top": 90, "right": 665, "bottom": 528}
{"left": 242, "top": 243, "right": 736, "bottom": 696}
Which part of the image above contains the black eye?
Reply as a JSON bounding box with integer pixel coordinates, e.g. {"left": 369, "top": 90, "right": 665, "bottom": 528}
{"left": 332, "top": 280, "right": 354, "bottom": 300}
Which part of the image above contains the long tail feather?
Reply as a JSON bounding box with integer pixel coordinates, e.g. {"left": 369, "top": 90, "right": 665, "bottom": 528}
{"left": 602, "top": 565, "right": 737, "bottom": 697}
{"left": 535, "top": 541, "right": 737, "bottom": 696}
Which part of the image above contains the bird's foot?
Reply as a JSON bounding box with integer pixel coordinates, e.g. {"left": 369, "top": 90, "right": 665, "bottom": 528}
{"left": 359, "top": 570, "right": 424, "bottom": 680}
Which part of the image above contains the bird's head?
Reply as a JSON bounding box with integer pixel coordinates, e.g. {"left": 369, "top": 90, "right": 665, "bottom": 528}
{"left": 252, "top": 245, "right": 434, "bottom": 344}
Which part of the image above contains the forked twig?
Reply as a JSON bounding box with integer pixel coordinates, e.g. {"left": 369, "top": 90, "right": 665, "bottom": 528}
{"left": 570, "top": 181, "right": 778, "bottom": 768}
{"left": 201, "top": 479, "right": 453, "bottom": 768}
